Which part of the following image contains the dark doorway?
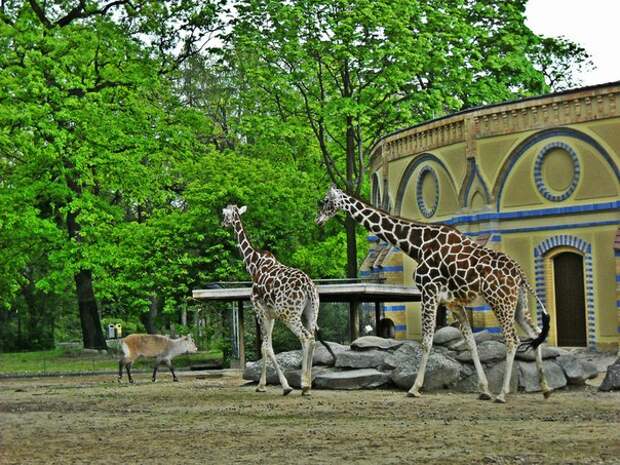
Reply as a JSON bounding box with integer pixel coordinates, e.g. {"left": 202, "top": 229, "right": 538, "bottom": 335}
{"left": 553, "top": 251, "right": 587, "bottom": 347}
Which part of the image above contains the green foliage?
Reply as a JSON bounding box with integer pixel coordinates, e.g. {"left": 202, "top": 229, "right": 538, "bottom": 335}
{"left": 0, "top": 0, "right": 590, "bottom": 352}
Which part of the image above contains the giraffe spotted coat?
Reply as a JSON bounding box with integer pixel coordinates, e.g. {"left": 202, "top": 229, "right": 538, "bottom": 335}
{"left": 222, "top": 205, "right": 319, "bottom": 395}
{"left": 316, "top": 185, "right": 551, "bottom": 403}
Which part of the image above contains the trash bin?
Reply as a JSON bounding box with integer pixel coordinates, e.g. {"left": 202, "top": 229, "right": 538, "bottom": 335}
{"left": 115, "top": 324, "right": 122, "bottom": 339}
{"left": 108, "top": 324, "right": 116, "bottom": 339}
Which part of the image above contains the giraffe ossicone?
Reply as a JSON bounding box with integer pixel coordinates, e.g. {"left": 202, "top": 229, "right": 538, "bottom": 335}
{"left": 316, "top": 186, "right": 552, "bottom": 403}
{"left": 223, "top": 204, "right": 333, "bottom": 396}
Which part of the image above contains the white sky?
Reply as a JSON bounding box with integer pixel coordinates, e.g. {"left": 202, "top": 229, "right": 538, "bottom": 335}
{"left": 526, "top": 0, "right": 620, "bottom": 86}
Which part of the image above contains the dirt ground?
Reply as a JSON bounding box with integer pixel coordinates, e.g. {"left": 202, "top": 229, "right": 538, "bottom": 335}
{"left": 0, "top": 372, "right": 618, "bottom": 465}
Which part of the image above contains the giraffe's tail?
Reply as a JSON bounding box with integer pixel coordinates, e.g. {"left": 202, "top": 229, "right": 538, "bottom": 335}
{"left": 315, "top": 328, "right": 337, "bottom": 363}
{"left": 518, "top": 278, "right": 550, "bottom": 352}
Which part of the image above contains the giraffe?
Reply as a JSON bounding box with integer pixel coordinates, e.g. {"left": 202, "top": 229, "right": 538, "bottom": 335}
{"left": 316, "top": 185, "right": 551, "bottom": 403}
{"left": 222, "top": 204, "right": 330, "bottom": 396}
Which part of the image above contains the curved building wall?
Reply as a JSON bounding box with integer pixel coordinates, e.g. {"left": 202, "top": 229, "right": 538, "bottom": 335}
{"left": 364, "top": 82, "right": 620, "bottom": 350}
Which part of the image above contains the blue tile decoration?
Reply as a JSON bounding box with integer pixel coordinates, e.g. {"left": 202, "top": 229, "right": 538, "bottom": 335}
{"left": 534, "top": 234, "right": 596, "bottom": 349}
{"left": 494, "top": 127, "right": 620, "bottom": 210}
{"left": 533, "top": 141, "right": 580, "bottom": 202}
{"left": 463, "top": 158, "right": 491, "bottom": 207}
{"left": 416, "top": 165, "right": 439, "bottom": 218}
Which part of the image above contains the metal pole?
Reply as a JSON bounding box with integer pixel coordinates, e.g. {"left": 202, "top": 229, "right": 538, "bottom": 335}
{"left": 375, "top": 301, "right": 381, "bottom": 337}
{"left": 349, "top": 300, "right": 360, "bottom": 342}
{"left": 237, "top": 300, "right": 245, "bottom": 369}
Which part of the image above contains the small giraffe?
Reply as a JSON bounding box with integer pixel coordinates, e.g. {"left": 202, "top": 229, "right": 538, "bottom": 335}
{"left": 223, "top": 204, "right": 326, "bottom": 396}
{"left": 316, "top": 185, "right": 551, "bottom": 403}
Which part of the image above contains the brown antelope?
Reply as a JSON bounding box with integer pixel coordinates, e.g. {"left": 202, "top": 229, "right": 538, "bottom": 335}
{"left": 117, "top": 334, "right": 198, "bottom": 383}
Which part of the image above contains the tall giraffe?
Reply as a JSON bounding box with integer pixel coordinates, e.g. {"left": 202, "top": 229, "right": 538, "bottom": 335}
{"left": 316, "top": 186, "right": 551, "bottom": 403}
{"left": 223, "top": 204, "right": 329, "bottom": 396}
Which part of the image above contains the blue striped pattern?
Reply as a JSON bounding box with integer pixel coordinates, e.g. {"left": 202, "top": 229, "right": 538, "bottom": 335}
{"left": 468, "top": 305, "right": 492, "bottom": 313}
{"left": 463, "top": 220, "right": 618, "bottom": 237}
{"left": 384, "top": 305, "right": 406, "bottom": 312}
{"left": 380, "top": 266, "right": 404, "bottom": 272}
{"left": 534, "top": 234, "right": 596, "bottom": 349}
{"left": 447, "top": 200, "right": 619, "bottom": 226}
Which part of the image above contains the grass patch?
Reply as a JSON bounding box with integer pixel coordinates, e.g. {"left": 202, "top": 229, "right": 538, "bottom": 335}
{"left": 0, "top": 348, "right": 222, "bottom": 376}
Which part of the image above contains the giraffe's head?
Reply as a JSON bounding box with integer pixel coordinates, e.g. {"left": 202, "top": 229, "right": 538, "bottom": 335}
{"left": 222, "top": 204, "right": 247, "bottom": 228}
{"left": 315, "top": 184, "right": 346, "bottom": 226}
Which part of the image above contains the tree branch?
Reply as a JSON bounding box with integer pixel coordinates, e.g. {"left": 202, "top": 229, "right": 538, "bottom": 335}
{"left": 28, "top": 0, "right": 52, "bottom": 28}
{"left": 56, "top": 0, "right": 133, "bottom": 27}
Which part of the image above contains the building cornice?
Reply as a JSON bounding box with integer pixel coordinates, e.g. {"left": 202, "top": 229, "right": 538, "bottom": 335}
{"left": 371, "top": 81, "right": 620, "bottom": 164}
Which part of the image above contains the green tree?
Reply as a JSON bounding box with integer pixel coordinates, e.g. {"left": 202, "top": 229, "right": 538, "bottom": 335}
{"left": 229, "top": 0, "right": 589, "bottom": 279}
{"left": 0, "top": 1, "right": 222, "bottom": 348}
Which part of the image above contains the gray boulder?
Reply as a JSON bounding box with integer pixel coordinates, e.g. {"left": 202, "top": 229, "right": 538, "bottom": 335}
{"left": 447, "top": 339, "right": 469, "bottom": 352}
{"left": 474, "top": 330, "right": 504, "bottom": 344}
{"left": 555, "top": 354, "right": 598, "bottom": 384}
{"left": 599, "top": 358, "right": 620, "bottom": 392}
{"left": 384, "top": 341, "right": 422, "bottom": 370}
{"left": 433, "top": 326, "right": 463, "bottom": 345}
{"left": 432, "top": 345, "right": 451, "bottom": 356}
{"left": 314, "top": 368, "right": 391, "bottom": 390}
{"left": 351, "top": 336, "right": 404, "bottom": 351}
{"left": 518, "top": 360, "right": 567, "bottom": 392}
{"left": 313, "top": 342, "right": 348, "bottom": 366}
{"left": 284, "top": 366, "right": 330, "bottom": 389}
{"left": 456, "top": 340, "right": 506, "bottom": 363}
{"left": 455, "top": 361, "right": 518, "bottom": 394}
{"left": 515, "top": 345, "right": 567, "bottom": 361}
{"left": 335, "top": 349, "right": 389, "bottom": 370}
{"left": 243, "top": 350, "right": 303, "bottom": 384}
{"left": 391, "top": 352, "right": 461, "bottom": 391}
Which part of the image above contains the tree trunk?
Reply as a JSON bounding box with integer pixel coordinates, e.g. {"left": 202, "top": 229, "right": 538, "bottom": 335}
{"left": 75, "top": 269, "right": 107, "bottom": 349}
{"left": 345, "top": 215, "right": 358, "bottom": 279}
{"left": 345, "top": 114, "right": 358, "bottom": 280}
{"left": 141, "top": 294, "right": 159, "bottom": 334}
{"left": 67, "top": 208, "right": 107, "bottom": 350}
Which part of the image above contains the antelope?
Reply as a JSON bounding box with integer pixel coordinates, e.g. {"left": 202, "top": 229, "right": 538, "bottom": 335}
{"left": 117, "top": 334, "right": 198, "bottom": 383}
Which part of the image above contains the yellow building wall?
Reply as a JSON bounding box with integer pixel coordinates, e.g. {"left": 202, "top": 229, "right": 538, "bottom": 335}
{"left": 366, "top": 83, "right": 620, "bottom": 351}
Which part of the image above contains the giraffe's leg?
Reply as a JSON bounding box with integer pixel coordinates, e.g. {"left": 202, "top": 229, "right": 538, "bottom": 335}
{"left": 407, "top": 295, "right": 438, "bottom": 398}
{"left": 495, "top": 303, "right": 519, "bottom": 404}
{"left": 263, "top": 319, "right": 293, "bottom": 395}
{"left": 256, "top": 316, "right": 271, "bottom": 392}
{"left": 452, "top": 306, "right": 492, "bottom": 400}
{"left": 304, "top": 337, "right": 316, "bottom": 395}
{"left": 516, "top": 303, "right": 551, "bottom": 398}
{"left": 285, "top": 318, "right": 315, "bottom": 395}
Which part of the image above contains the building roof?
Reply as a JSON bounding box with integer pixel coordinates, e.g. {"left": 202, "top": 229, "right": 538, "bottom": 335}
{"left": 192, "top": 280, "right": 421, "bottom": 303}
{"left": 369, "top": 80, "right": 620, "bottom": 157}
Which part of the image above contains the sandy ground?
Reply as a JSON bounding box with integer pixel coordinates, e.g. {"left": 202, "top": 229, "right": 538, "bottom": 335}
{"left": 0, "top": 372, "right": 618, "bottom": 465}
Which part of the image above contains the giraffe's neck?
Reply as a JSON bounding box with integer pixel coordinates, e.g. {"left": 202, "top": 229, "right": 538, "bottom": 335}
{"left": 231, "top": 215, "right": 261, "bottom": 277}
{"left": 341, "top": 194, "right": 427, "bottom": 260}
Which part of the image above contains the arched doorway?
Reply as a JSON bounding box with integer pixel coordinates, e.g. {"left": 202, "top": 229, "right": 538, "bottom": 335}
{"left": 552, "top": 251, "right": 587, "bottom": 346}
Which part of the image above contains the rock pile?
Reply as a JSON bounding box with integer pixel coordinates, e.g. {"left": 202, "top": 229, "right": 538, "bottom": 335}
{"left": 243, "top": 327, "right": 599, "bottom": 393}
{"left": 598, "top": 357, "right": 620, "bottom": 392}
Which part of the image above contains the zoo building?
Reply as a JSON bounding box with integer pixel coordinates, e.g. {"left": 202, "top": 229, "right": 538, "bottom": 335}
{"left": 361, "top": 81, "right": 620, "bottom": 352}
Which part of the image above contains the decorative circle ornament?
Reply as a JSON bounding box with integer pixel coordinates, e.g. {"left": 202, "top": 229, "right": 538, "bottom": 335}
{"left": 534, "top": 142, "right": 580, "bottom": 202}
{"left": 416, "top": 166, "right": 439, "bottom": 218}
